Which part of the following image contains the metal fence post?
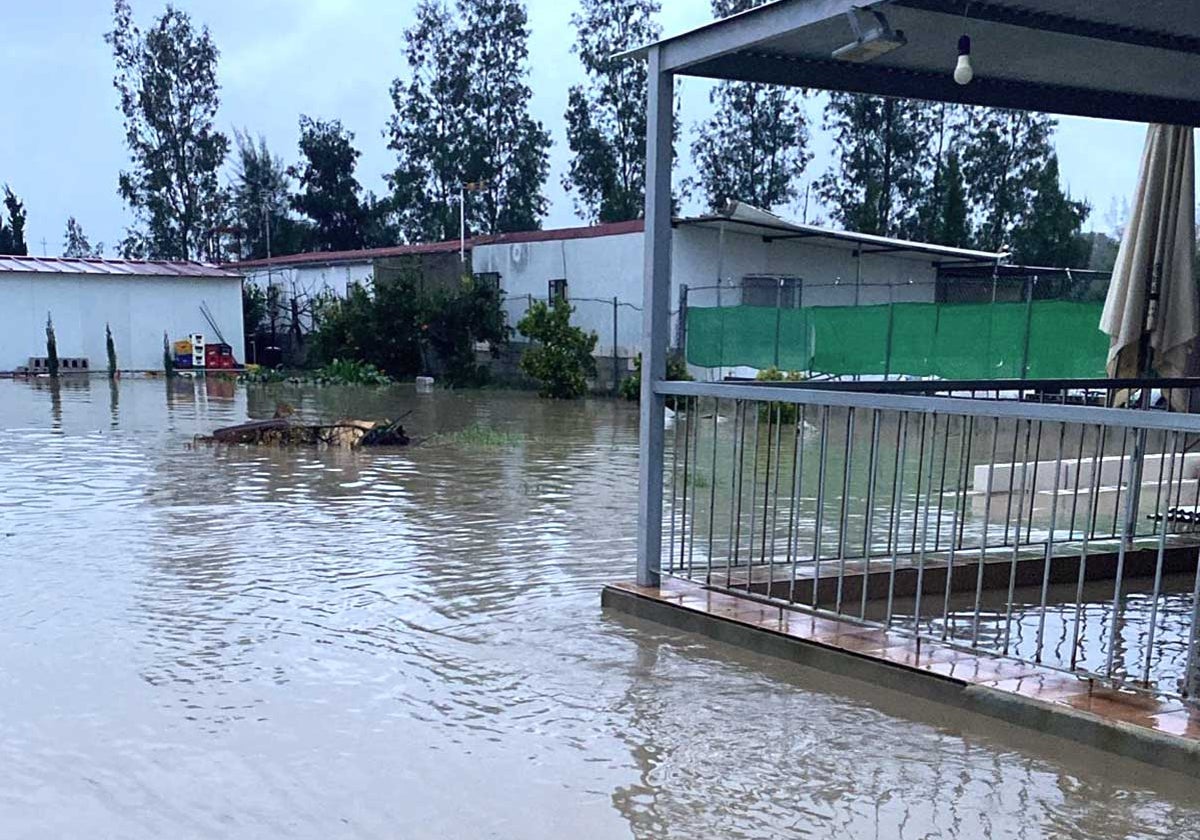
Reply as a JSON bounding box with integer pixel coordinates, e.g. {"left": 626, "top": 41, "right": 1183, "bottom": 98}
{"left": 612, "top": 295, "right": 620, "bottom": 396}
{"left": 774, "top": 278, "right": 783, "bottom": 369}
{"left": 677, "top": 283, "right": 689, "bottom": 357}
{"left": 1020, "top": 275, "right": 1036, "bottom": 379}
{"left": 636, "top": 48, "right": 674, "bottom": 588}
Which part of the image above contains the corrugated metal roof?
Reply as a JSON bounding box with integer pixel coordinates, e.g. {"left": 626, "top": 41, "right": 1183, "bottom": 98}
{"left": 0, "top": 255, "right": 242, "bottom": 278}
{"left": 232, "top": 220, "right": 647, "bottom": 271}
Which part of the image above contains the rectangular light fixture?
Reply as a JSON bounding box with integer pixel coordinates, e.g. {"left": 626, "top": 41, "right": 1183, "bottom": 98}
{"left": 832, "top": 9, "right": 907, "bottom": 62}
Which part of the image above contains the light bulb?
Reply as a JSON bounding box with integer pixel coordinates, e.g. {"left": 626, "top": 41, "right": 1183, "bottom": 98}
{"left": 954, "top": 34, "right": 974, "bottom": 85}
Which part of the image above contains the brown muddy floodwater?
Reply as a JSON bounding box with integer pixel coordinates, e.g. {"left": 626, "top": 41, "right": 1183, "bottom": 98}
{"left": 1, "top": 377, "right": 1199, "bottom": 839}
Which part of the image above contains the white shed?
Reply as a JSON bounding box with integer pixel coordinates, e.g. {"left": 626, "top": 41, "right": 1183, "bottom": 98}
{"left": 470, "top": 203, "right": 1005, "bottom": 365}
{"left": 0, "top": 256, "right": 244, "bottom": 373}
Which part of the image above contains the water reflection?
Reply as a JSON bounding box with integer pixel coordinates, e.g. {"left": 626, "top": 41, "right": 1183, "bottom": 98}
{"left": 0, "top": 378, "right": 1197, "bottom": 838}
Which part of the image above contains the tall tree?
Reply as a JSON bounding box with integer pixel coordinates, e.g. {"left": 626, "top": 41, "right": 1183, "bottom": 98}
{"left": 687, "top": 0, "right": 810, "bottom": 212}
{"left": 926, "top": 151, "right": 972, "bottom": 249}
{"left": 817, "top": 93, "right": 937, "bottom": 238}
{"left": 957, "top": 108, "right": 1057, "bottom": 253}
{"left": 387, "top": 0, "right": 551, "bottom": 241}
{"left": 231, "top": 130, "right": 308, "bottom": 260}
{"left": 0, "top": 187, "right": 28, "bottom": 255}
{"left": 290, "top": 116, "right": 371, "bottom": 253}
{"left": 1008, "top": 154, "right": 1091, "bottom": 267}
{"left": 563, "top": 0, "right": 661, "bottom": 223}
{"left": 63, "top": 217, "right": 104, "bottom": 257}
{"left": 387, "top": 0, "right": 466, "bottom": 243}
{"left": 105, "top": 0, "right": 229, "bottom": 260}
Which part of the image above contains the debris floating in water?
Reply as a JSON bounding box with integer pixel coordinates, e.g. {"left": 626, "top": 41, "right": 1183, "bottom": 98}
{"left": 198, "top": 414, "right": 411, "bottom": 449}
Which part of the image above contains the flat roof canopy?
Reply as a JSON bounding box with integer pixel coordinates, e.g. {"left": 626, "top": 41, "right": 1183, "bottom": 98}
{"left": 623, "top": 0, "right": 1200, "bottom": 125}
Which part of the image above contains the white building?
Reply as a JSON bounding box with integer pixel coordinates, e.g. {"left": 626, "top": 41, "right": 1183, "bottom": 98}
{"left": 237, "top": 203, "right": 1005, "bottom": 377}
{"left": 0, "top": 256, "right": 244, "bottom": 373}
{"left": 471, "top": 202, "right": 1005, "bottom": 364}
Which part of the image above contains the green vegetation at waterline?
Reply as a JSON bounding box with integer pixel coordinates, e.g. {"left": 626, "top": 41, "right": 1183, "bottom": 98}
{"left": 425, "top": 422, "right": 524, "bottom": 448}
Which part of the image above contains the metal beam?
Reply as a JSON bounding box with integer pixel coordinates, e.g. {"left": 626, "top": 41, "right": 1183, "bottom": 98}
{"left": 651, "top": 0, "right": 862, "bottom": 72}
{"left": 893, "top": 0, "right": 1200, "bottom": 56}
{"left": 637, "top": 48, "right": 675, "bottom": 588}
{"left": 656, "top": 380, "right": 1200, "bottom": 433}
{"left": 687, "top": 51, "right": 1200, "bottom": 126}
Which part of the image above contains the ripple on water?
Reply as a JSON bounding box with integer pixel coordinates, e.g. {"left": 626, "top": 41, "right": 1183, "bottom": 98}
{"left": 0, "top": 378, "right": 1198, "bottom": 839}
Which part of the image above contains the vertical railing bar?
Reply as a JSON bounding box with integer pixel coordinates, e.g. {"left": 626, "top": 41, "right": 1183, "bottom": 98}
{"left": 1024, "top": 419, "right": 1045, "bottom": 546}
{"left": 725, "top": 400, "right": 743, "bottom": 590}
{"left": 812, "top": 406, "right": 830, "bottom": 610}
{"left": 1183, "top": 548, "right": 1200, "bottom": 700}
{"left": 1112, "top": 427, "right": 1130, "bottom": 540}
{"left": 971, "top": 416, "right": 1001, "bottom": 648}
{"left": 1071, "top": 423, "right": 1104, "bottom": 670}
{"left": 686, "top": 393, "right": 696, "bottom": 578}
{"left": 860, "top": 410, "right": 882, "bottom": 622}
{"left": 1105, "top": 425, "right": 1145, "bottom": 680}
{"left": 1003, "top": 418, "right": 1021, "bottom": 548}
{"left": 787, "top": 404, "right": 807, "bottom": 605}
{"left": 1002, "top": 419, "right": 1034, "bottom": 656}
{"left": 1035, "top": 422, "right": 1067, "bottom": 664}
{"left": 836, "top": 407, "right": 857, "bottom": 614}
{"left": 687, "top": 396, "right": 701, "bottom": 579}
{"left": 910, "top": 411, "right": 928, "bottom": 555}
{"left": 933, "top": 411, "right": 953, "bottom": 552}
{"left": 1142, "top": 429, "right": 1180, "bottom": 686}
{"left": 767, "top": 402, "right": 784, "bottom": 600}
{"left": 886, "top": 415, "right": 904, "bottom": 559}
{"left": 668, "top": 387, "right": 682, "bottom": 576}
{"left": 913, "top": 413, "right": 937, "bottom": 637}
{"left": 1088, "top": 426, "right": 1108, "bottom": 542}
{"left": 705, "top": 397, "right": 719, "bottom": 585}
{"left": 745, "top": 403, "right": 762, "bottom": 591}
{"left": 942, "top": 415, "right": 972, "bottom": 641}
{"left": 1067, "top": 422, "right": 1087, "bottom": 542}
{"left": 886, "top": 412, "right": 911, "bottom": 627}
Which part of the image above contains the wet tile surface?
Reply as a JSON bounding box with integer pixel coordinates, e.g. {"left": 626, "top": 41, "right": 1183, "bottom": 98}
{"left": 610, "top": 579, "right": 1200, "bottom": 747}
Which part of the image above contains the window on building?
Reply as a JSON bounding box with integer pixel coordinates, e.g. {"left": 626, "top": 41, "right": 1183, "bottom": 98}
{"left": 548, "top": 278, "right": 568, "bottom": 302}
{"left": 741, "top": 275, "right": 803, "bottom": 308}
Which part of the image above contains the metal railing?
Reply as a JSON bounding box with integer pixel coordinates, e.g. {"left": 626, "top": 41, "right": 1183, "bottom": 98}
{"left": 657, "top": 380, "right": 1200, "bottom": 702}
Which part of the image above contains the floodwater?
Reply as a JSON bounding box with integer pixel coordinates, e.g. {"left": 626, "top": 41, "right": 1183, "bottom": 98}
{"left": 1, "top": 377, "right": 1198, "bottom": 839}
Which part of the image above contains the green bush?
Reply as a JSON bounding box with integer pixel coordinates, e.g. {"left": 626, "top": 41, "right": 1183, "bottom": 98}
{"left": 313, "top": 359, "right": 394, "bottom": 386}
{"left": 517, "top": 299, "right": 598, "bottom": 399}
{"left": 309, "top": 268, "right": 508, "bottom": 387}
{"left": 619, "top": 353, "right": 692, "bottom": 404}
{"left": 756, "top": 366, "right": 805, "bottom": 423}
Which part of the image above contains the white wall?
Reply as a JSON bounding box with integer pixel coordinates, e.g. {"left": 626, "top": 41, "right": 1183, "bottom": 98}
{"left": 0, "top": 273, "right": 244, "bottom": 372}
{"left": 471, "top": 225, "right": 941, "bottom": 360}
{"left": 473, "top": 235, "right": 646, "bottom": 357}
{"left": 244, "top": 262, "right": 374, "bottom": 301}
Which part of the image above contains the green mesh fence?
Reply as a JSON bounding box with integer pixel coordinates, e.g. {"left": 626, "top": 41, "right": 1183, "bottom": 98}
{"left": 686, "top": 300, "right": 1108, "bottom": 379}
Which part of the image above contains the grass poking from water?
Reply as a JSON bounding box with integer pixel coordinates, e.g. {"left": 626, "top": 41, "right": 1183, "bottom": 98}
{"left": 427, "top": 422, "right": 525, "bottom": 448}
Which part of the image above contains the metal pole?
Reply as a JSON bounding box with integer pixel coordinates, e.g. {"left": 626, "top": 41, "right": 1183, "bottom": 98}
{"left": 459, "top": 184, "right": 466, "bottom": 264}
{"left": 612, "top": 296, "right": 620, "bottom": 397}
{"left": 1020, "top": 275, "right": 1035, "bottom": 380}
{"left": 677, "top": 283, "right": 690, "bottom": 354}
{"left": 774, "top": 278, "right": 783, "bottom": 369}
{"left": 636, "top": 48, "right": 674, "bottom": 587}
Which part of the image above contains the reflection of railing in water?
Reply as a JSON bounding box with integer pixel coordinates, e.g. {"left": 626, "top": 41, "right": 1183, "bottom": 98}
{"left": 658, "top": 380, "right": 1200, "bottom": 702}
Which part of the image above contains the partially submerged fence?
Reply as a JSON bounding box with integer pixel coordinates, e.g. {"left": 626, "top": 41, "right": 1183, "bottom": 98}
{"left": 657, "top": 380, "right": 1200, "bottom": 702}
{"left": 683, "top": 274, "right": 1110, "bottom": 379}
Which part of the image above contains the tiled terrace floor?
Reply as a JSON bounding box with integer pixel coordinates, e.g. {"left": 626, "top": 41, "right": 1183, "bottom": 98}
{"left": 609, "top": 578, "right": 1200, "bottom": 744}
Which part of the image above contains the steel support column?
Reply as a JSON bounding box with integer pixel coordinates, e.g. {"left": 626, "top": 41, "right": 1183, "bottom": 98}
{"left": 637, "top": 48, "right": 675, "bottom": 587}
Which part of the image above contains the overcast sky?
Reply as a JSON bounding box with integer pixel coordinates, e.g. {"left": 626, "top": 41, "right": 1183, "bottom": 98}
{"left": 2, "top": 0, "right": 1151, "bottom": 257}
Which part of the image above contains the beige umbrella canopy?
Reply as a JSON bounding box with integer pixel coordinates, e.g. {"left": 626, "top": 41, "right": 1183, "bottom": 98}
{"left": 1101, "top": 124, "right": 1198, "bottom": 385}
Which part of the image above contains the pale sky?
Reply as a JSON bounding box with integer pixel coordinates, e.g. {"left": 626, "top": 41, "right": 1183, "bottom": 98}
{"left": 1, "top": 0, "right": 1151, "bottom": 257}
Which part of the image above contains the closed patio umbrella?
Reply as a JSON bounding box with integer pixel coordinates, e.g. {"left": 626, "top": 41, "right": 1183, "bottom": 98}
{"left": 1100, "top": 124, "right": 1198, "bottom": 391}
